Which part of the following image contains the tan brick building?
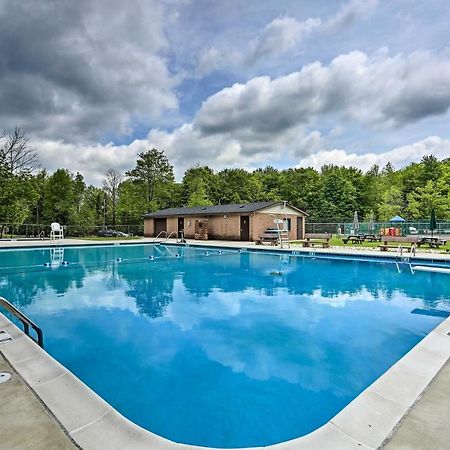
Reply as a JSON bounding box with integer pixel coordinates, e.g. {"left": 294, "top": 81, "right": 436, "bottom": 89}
{"left": 143, "top": 201, "right": 307, "bottom": 241}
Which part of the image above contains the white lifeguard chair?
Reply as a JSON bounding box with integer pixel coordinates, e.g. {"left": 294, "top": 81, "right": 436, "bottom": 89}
{"left": 50, "top": 222, "right": 64, "bottom": 244}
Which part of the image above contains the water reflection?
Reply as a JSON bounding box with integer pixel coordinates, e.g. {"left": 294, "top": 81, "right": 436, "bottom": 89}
{"left": 1, "top": 249, "right": 450, "bottom": 316}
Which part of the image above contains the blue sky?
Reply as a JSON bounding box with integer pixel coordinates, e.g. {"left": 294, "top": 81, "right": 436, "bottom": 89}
{"left": 1, "top": 0, "right": 450, "bottom": 184}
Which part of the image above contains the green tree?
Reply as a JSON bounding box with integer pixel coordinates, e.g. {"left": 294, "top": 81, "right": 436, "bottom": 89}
{"left": 253, "top": 166, "right": 282, "bottom": 201}
{"left": 420, "top": 155, "right": 441, "bottom": 184}
{"left": 73, "top": 172, "right": 86, "bottom": 214}
{"left": 0, "top": 173, "right": 38, "bottom": 236}
{"left": 278, "top": 168, "right": 322, "bottom": 217}
{"left": 215, "top": 169, "right": 264, "bottom": 203}
{"left": 43, "top": 169, "right": 76, "bottom": 224}
{"left": 318, "top": 165, "right": 358, "bottom": 221}
{"left": 126, "top": 148, "right": 174, "bottom": 205}
{"left": 182, "top": 166, "right": 216, "bottom": 205}
{"left": 103, "top": 169, "right": 123, "bottom": 226}
{"left": 79, "top": 186, "right": 105, "bottom": 226}
{"left": 116, "top": 180, "right": 151, "bottom": 225}
{"left": 378, "top": 186, "right": 404, "bottom": 221}
{"left": 29, "top": 170, "right": 48, "bottom": 224}
{"left": 406, "top": 181, "right": 449, "bottom": 219}
{"left": 187, "top": 178, "right": 213, "bottom": 207}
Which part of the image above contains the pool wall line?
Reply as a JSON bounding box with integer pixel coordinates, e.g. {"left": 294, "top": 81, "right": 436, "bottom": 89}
{"left": 1, "top": 237, "right": 450, "bottom": 265}
{"left": 1, "top": 311, "right": 449, "bottom": 450}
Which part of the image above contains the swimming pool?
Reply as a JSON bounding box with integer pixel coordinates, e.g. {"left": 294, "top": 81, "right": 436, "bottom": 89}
{"left": 1, "top": 244, "right": 449, "bottom": 448}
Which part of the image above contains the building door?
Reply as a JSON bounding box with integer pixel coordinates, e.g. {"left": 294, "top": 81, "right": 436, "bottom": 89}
{"left": 297, "top": 217, "right": 304, "bottom": 239}
{"left": 154, "top": 218, "right": 167, "bottom": 236}
{"left": 177, "top": 217, "right": 184, "bottom": 236}
{"left": 240, "top": 216, "right": 250, "bottom": 241}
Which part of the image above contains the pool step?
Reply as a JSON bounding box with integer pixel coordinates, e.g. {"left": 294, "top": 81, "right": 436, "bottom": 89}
{"left": 411, "top": 308, "right": 450, "bottom": 318}
{"left": 412, "top": 266, "right": 450, "bottom": 274}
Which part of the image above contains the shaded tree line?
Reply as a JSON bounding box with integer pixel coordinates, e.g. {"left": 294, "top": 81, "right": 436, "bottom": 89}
{"left": 1, "top": 128, "right": 449, "bottom": 236}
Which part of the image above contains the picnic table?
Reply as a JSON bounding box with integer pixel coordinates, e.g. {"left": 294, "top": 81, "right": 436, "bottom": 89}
{"left": 297, "top": 233, "right": 332, "bottom": 248}
{"left": 417, "top": 237, "right": 447, "bottom": 249}
{"left": 342, "top": 234, "right": 381, "bottom": 244}
{"left": 363, "top": 234, "right": 381, "bottom": 242}
{"left": 256, "top": 232, "right": 279, "bottom": 246}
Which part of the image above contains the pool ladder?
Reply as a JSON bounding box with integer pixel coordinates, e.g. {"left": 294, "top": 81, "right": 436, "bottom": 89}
{"left": 395, "top": 244, "right": 416, "bottom": 274}
{"left": 153, "top": 230, "right": 184, "bottom": 244}
{"left": 0, "top": 296, "right": 44, "bottom": 347}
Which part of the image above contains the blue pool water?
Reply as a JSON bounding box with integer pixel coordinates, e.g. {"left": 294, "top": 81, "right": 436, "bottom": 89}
{"left": 1, "top": 244, "right": 449, "bottom": 448}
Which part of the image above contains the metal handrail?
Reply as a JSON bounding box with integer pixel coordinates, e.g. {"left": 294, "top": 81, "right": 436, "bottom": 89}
{"left": 165, "top": 231, "right": 177, "bottom": 241}
{"left": 153, "top": 231, "right": 167, "bottom": 242}
{"left": 153, "top": 230, "right": 180, "bottom": 243}
{"left": 0, "top": 296, "right": 44, "bottom": 348}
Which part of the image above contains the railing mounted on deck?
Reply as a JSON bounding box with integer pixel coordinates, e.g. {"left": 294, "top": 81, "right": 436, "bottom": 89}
{"left": 0, "top": 296, "right": 44, "bottom": 348}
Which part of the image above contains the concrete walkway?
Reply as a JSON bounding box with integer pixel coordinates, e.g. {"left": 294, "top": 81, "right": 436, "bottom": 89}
{"left": 383, "top": 359, "right": 450, "bottom": 450}
{"left": 0, "top": 353, "right": 77, "bottom": 450}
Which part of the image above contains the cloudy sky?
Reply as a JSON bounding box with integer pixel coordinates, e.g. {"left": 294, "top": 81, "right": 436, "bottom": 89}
{"left": 1, "top": 0, "right": 450, "bottom": 184}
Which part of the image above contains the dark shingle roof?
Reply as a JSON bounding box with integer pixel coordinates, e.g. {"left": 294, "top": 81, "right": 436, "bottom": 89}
{"left": 144, "top": 201, "right": 305, "bottom": 218}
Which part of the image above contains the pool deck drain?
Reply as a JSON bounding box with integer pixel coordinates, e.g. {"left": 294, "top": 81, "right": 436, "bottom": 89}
{"left": 1, "top": 239, "right": 450, "bottom": 449}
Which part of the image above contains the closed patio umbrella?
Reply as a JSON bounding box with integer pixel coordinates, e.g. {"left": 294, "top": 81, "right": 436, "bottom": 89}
{"left": 352, "top": 211, "right": 359, "bottom": 234}
{"left": 368, "top": 213, "right": 375, "bottom": 233}
{"left": 430, "top": 209, "right": 437, "bottom": 237}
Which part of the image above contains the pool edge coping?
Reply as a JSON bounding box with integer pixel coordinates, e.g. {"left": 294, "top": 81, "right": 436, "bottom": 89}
{"left": 1, "top": 311, "right": 449, "bottom": 450}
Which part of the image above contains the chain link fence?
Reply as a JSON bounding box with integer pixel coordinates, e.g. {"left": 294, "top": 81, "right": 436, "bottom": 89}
{"left": 0, "top": 223, "right": 144, "bottom": 239}
{"left": 306, "top": 221, "right": 450, "bottom": 236}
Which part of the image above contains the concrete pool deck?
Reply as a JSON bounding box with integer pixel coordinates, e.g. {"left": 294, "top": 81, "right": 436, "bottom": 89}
{"left": 1, "top": 238, "right": 449, "bottom": 449}
{"left": 0, "top": 353, "right": 77, "bottom": 450}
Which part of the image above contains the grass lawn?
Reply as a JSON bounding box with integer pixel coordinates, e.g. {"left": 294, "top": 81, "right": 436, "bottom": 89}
{"left": 292, "top": 236, "right": 450, "bottom": 253}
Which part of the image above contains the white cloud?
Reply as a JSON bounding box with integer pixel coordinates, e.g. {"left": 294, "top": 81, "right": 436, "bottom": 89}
{"left": 297, "top": 136, "right": 450, "bottom": 170}
{"left": 196, "top": 47, "right": 222, "bottom": 77}
{"left": 195, "top": 50, "right": 450, "bottom": 137}
{"left": 34, "top": 139, "right": 149, "bottom": 185}
{"left": 247, "top": 16, "right": 321, "bottom": 63}
{"left": 194, "top": 0, "right": 379, "bottom": 76}
{"left": 325, "top": 0, "right": 379, "bottom": 31}
{"left": 246, "top": 0, "right": 378, "bottom": 64}
{"left": 33, "top": 49, "right": 450, "bottom": 183}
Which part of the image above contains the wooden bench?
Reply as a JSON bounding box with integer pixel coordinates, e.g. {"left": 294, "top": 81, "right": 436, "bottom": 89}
{"left": 378, "top": 236, "right": 418, "bottom": 252}
{"left": 297, "top": 233, "right": 332, "bottom": 248}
